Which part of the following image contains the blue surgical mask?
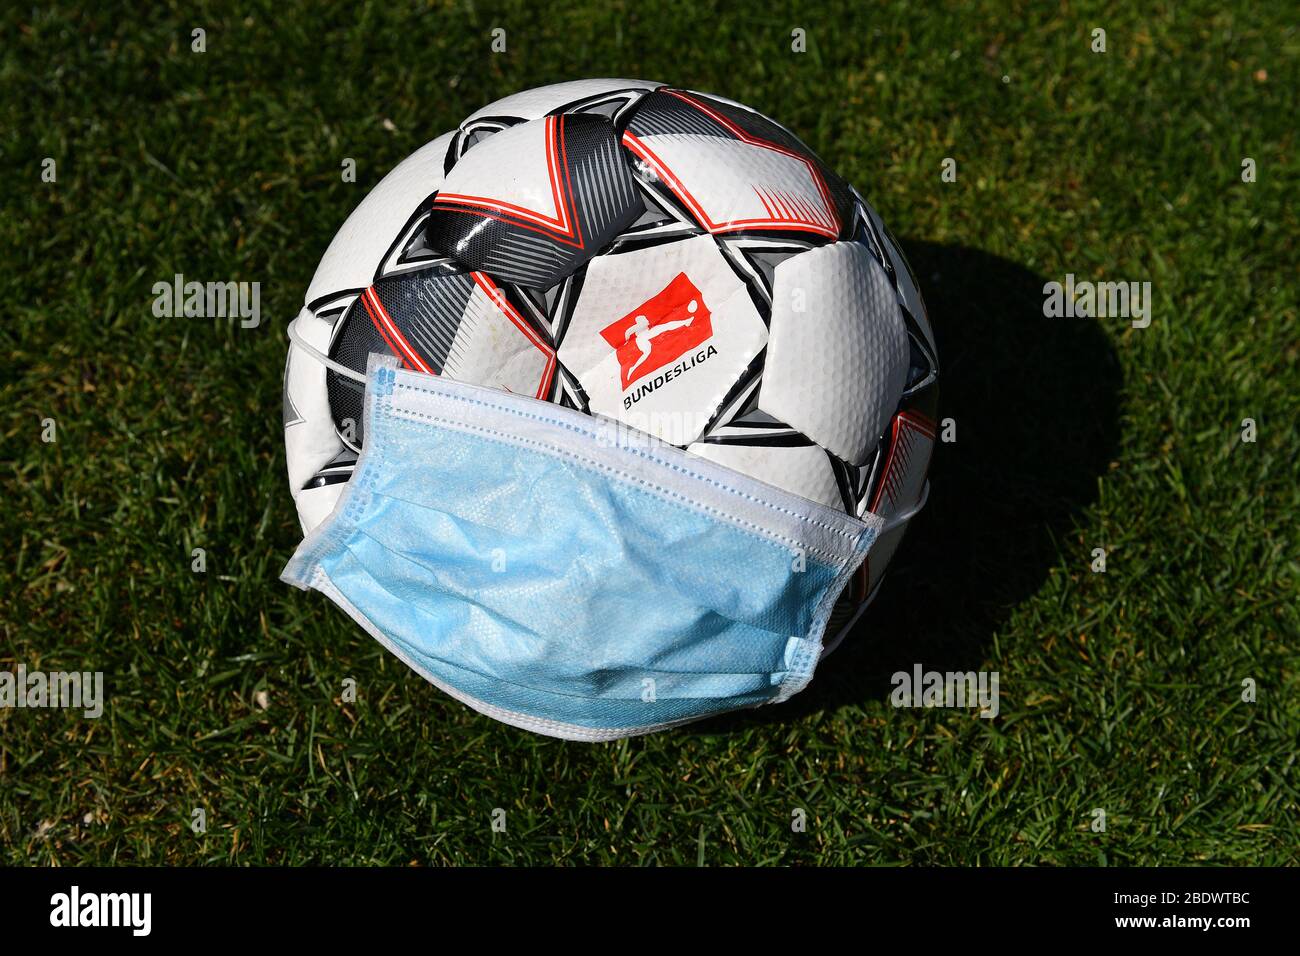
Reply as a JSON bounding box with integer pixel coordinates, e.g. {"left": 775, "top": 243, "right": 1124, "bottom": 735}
{"left": 282, "top": 355, "right": 880, "bottom": 741}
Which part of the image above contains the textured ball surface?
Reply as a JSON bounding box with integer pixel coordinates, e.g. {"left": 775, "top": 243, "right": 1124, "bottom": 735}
{"left": 284, "top": 79, "right": 939, "bottom": 637}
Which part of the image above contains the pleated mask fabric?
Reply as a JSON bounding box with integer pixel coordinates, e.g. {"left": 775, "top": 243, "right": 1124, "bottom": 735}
{"left": 282, "top": 355, "right": 880, "bottom": 741}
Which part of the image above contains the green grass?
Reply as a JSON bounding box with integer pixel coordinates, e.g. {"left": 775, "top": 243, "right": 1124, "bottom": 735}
{"left": 1, "top": 0, "right": 1296, "bottom": 865}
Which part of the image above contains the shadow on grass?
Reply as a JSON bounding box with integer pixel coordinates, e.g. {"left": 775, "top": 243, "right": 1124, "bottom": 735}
{"left": 698, "top": 241, "right": 1124, "bottom": 734}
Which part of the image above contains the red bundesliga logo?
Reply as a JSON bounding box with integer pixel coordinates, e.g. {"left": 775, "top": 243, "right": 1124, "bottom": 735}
{"left": 600, "top": 273, "right": 713, "bottom": 389}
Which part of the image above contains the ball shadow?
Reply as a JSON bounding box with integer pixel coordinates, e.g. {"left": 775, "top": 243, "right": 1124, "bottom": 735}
{"left": 696, "top": 241, "right": 1124, "bottom": 734}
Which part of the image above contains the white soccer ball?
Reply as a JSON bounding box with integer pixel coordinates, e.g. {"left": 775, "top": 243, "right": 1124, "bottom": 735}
{"left": 283, "top": 79, "right": 938, "bottom": 641}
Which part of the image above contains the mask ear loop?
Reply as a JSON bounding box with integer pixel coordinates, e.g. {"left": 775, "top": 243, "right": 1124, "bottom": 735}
{"left": 876, "top": 480, "right": 931, "bottom": 533}
{"left": 820, "top": 480, "right": 933, "bottom": 660}
{"left": 287, "top": 317, "right": 367, "bottom": 384}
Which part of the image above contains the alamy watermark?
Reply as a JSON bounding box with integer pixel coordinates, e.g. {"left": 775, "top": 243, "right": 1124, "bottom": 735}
{"left": 1043, "top": 274, "right": 1151, "bottom": 328}
{"left": 49, "top": 886, "right": 150, "bottom": 936}
{"left": 891, "top": 665, "right": 999, "bottom": 718}
{"left": 1, "top": 665, "right": 104, "bottom": 718}
{"left": 152, "top": 272, "right": 260, "bottom": 327}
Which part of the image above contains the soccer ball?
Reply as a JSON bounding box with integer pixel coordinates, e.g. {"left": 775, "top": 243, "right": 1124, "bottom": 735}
{"left": 283, "top": 79, "right": 938, "bottom": 644}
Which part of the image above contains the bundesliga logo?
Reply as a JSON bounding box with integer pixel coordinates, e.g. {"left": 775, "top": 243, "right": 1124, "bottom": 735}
{"left": 600, "top": 272, "right": 713, "bottom": 389}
